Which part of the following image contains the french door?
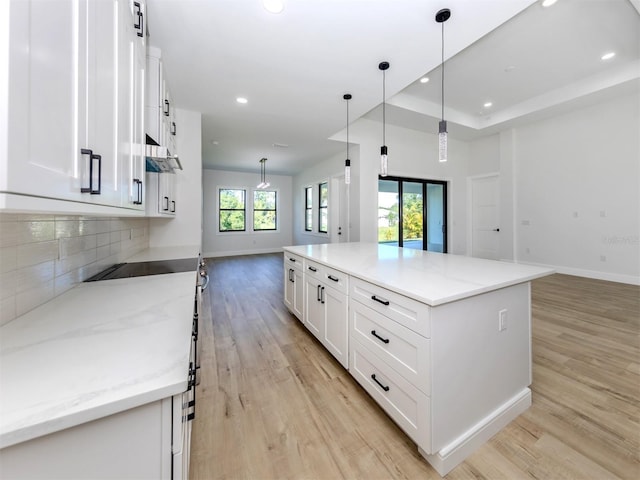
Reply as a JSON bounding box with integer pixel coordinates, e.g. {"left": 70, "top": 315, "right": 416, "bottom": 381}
{"left": 378, "top": 176, "right": 447, "bottom": 252}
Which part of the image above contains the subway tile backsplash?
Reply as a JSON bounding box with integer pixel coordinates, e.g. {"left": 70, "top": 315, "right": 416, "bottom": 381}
{"left": 0, "top": 213, "right": 149, "bottom": 325}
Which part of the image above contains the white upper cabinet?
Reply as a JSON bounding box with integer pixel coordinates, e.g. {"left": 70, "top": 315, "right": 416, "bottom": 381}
{"left": 145, "top": 45, "right": 177, "bottom": 156}
{"left": 0, "top": 0, "right": 146, "bottom": 215}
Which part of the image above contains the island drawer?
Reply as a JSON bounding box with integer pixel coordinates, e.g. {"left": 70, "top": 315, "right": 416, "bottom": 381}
{"left": 350, "top": 338, "right": 431, "bottom": 453}
{"left": 284, "top": 253, "right": 303, "bottom": 270}
{"left": 350, "top": 299, "right": 431, "bottom": 396}
{"left": 350, "top": 277, "right": 430, "bottom": 338}
{"left": 305, "top": 260, "right": 348, "bottom": 295}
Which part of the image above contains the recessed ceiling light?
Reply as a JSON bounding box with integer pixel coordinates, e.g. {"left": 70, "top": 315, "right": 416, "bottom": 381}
{"left": 484, "top": 102, "right": 493, "bottom": 108}
{"left": 263, "top": 0, "right": 284, "bottom": 14}
{"left": 541, "top": 0, "right": 557, "bottom": 7}
{"left": 420, "top": 77, "right": 429, "bottom": 84}
{"left": 236, "top": 97, "right": 248, "bottom": 104}
{"left": 601, "top": 52, "right": 616, "bottom": 61}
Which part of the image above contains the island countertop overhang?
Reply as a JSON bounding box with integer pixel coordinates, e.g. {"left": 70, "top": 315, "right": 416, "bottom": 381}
{"left": 283, "top": 242, "right": 553, "bottom": 306}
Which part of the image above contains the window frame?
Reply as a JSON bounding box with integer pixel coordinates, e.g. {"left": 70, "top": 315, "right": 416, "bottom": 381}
{"left": 253, "top": 189, "right": 278, "bottom": 231}
{"left": 304, "top": 186, "right": 313, "bottom": 232}
{"left": 218, "top": 187, "right": 247, "bottom": 232}
{"left": 318, "top": 181, "right": 328, "bottom": 234}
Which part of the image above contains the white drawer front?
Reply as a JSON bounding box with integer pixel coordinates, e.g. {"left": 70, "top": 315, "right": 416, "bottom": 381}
{"left": 284, "top": 253, "right": 303, "bottom": 270}
{"left": 322, "top": 264, "right": 348, "bottom": 294}
{"left": 304, "top": 259, "right": 324, "bottom": 280}
{"left": 351, "top": 300, "right": 430, "bottom": 396}
{"left": 350, "top": 277, "right": 430, "bottom": 337}
{"left": 350, "top": 339, "right": 431, "bottom": 452}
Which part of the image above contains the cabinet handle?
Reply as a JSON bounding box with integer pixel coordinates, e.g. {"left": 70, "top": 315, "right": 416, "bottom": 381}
{"left": 371, "top": 374, "right": 390, "bottom": 392}
{"left": 289, "top": 268, "right": 294, "bottom": 283}
{"left": 171, "top": 121, "right": 176, "bottom": 136}
{"left": 371, "top": 295, "right": 390, "bottom": 306}
{"left": 80, "top": 148, "right": 93, "bottom": 193}
{"left": 80, "top": 149, "right": 100, "bottom": 194}
{"left": 288, "top": 257, "right": 296, "bottom": 263}
{"left": 171, "top": 200, "right": 176, "bottom": 212}
{"left": 371, "top": 330, "right": 390, "bottom": 344}
{"left": 133, "top": 178, "right": 143, "bottom": 205}
{"left": 317, "top": 284, "right": 322, "bottom": 302}
{"left": 163, "top": 196, "right": 169, "bottom": 211}
{"left": 320, "top": 286, "right": 325, "bottom": 304}
{"left": 133, "top": 2, "right": 144, "bottom": 38}
{"left": 327, "top": 274, "right": 339, "bottom": 282}
{"left": 164, "top": 99, "right": 170, "bottom": 116}
{"left": 308, "top": 266, "right": 317, "bottom": 272}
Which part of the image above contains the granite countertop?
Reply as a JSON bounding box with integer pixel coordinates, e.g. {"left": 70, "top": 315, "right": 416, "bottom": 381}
{"left": 283, "top": 242, "right": 553, "bottom": 306}
{"left": 0, "top": 270, "right": 196, "bottom": 449}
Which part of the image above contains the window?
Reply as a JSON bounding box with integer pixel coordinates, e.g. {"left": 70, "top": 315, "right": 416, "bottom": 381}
{"left": 304, "top": 186, "right": 313, "bottom": 231}
{"left": 219, "top": 188, "right": 246, "bottom": 232}
{"left": 318, "top": 182, "right": 328, "bottom": 233}
{"left": 254, "top": 190, "right": 277, "bottom": 231}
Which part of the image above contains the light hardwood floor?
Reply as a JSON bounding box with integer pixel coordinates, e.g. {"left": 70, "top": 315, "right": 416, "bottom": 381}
{"left": 190, "top": 253, "right": 639, "bottom": 479}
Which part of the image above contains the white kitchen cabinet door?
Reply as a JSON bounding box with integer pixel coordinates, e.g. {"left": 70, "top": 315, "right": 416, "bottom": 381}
{"left": 322, "top": 285, "right": 348, "bottom": 369}
{"left": 145, "top": 172, "right": 176, "bottom": 217}
{"left": 284, "top": 266, "right": 304, "bottom": 321}
{"left": 304, "top": 276, "right": 324, "bottom": 342}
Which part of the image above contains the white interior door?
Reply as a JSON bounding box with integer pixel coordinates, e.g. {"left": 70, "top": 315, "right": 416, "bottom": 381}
{"left": 330, "top": 176, "right": 349, "bottom": 243}
{"left": 471, "top": 175, "right": 500, "bottom": 260}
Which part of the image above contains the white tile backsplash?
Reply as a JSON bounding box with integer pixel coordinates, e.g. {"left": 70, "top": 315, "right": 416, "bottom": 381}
{"left": 0, "top": 213, "right": 149, "bottom": 326}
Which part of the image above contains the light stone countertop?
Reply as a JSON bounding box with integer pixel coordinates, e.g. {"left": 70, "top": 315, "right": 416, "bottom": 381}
{"left": 283, "top": 242, "right": 553, "bottom": 306}
{"left": 0, "top": 271, "right": 197, "bottom": 449}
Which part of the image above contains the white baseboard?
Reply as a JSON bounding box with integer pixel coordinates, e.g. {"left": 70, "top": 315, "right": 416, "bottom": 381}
{"left": 517, "top": 260, "right": 639, "bottom": 285}
{"left": 202, "top": 247, "right": 284, "bottom": 258}
{"left": 419, "top": 388, "right": 531, "bottom": 477}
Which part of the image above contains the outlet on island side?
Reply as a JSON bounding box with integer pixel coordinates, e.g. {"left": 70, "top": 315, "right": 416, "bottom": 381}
{"left": 498, "top": 309, "right": 508, "bottom": 332}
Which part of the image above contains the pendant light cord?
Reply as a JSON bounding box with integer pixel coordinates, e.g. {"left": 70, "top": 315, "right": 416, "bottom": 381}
{"left": 382, "top": 68, "right": 386, "bottom": 145}
{"left": 346, "top": 98, "right": 350, "bottom": 158}
{"left": 441, "top": 21, "right": 445, "bottom": 121}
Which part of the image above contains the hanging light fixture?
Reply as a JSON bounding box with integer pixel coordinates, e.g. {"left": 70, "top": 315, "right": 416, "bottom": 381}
{"left": 436, "top": 8, "right": 451, "bottom": 163}
{"left": 379, "top": 61, "right": 389, "bottom": 176}
{"left": 256, "top": 157, "right": 270, "bottom": 189}
{"left": 343, "top": 93, "right": 352, "bottom": 185}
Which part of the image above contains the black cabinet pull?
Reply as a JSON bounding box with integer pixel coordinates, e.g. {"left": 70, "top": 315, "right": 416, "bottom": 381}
{"left": 371, "top": 295, "right": 390, "bottom": 306}
{"left": 327, "top": 274, "right": 339, "bottom": 282}
{"left": 133, "top": 178, "right": 143, "bottom": 204}
{"left": 288, "top": 257, "right": 296, "bottom": 263}
{"left": 371, "top": 330, "right": 390, "bottom": 344}
{"left": 80, "top": 148, "right": 93, "bottom": 193}
{"left": 317, "top": 284, "right": 321, "bottom": 302}
{"left": 163, "top": 196, "right": 169, "bottom": 211}
{"left": 80, "top": 149, "right": 100, "bottom": 194}
{"left": 171, "top": 121, "right": 176, "bottom": 136}
{"left": 371, "top": 374, "right": 390, "bottom": 392}
{"left": 133, "top": 2, "right": 144, "bottom": 37}
{"left": 164, "top": 99, "right": 170, "bottom": 116}
{"left": 171, "top": 200, "right": 176, "bottom": 212}
{"left": 288, "top": 268, "right": 294, "bottom": 283}
{"left": 308, "top": 266, "right": 317, "bottom": 272}
{"left": 320, "top": 286, "right": 325, "bottom": 304}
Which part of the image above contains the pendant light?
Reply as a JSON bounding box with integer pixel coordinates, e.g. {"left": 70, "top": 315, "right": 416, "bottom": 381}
{"left": 343, "top": 93, "right": 352, "bottom": 185}
{"left": 379, "top": 61, "right": 389, "bottom": 177}
{"left": 436, "top": 8, "right": 451, "bottom": 163}
{"left": 256, "top": 157, "right": 270, "bottom": 189}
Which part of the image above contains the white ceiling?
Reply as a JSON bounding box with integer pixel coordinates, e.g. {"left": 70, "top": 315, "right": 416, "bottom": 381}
{"left": 146, "top": 0, "right": 640, "bottom": 175}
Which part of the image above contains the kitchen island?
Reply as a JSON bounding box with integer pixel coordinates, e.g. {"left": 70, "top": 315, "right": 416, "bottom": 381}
{"left": 283, "top": 242, "right": 553, "bottom": 476}
{"left": 0, "top": 248, "right": 200, "bottom": 479}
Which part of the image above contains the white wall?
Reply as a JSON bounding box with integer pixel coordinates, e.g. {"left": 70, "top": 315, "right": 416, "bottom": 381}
{"left": 149, "top": 108, "right": 203, "bottom": 250}
{"left": 202, "top": 169, "right": 293, "bottom": 256}
{"left": 292, "top": 148, "right": 361, "bottom": 246}
{"left": 514, "top": 92, "right": 639, "bottom": 284}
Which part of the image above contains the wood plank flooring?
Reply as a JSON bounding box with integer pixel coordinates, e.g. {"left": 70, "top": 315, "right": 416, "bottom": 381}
{"left": 190, "top": 253, "right": 640, "bottom": 479}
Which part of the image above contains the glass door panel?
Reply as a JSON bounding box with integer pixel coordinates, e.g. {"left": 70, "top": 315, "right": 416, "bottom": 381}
{"left": 426, "top": 183, "right": 445, "bottom": 253}
{"left": 378, "top": 179, "right": 399, "bottom": 245}
{"left": 402, "top": 181, "right": 423, "bottom": 250}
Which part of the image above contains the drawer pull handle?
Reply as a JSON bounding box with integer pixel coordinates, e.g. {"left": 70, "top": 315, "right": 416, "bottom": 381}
{"left": 371, "top": 295, "right": 390, "bottom": 306}
{"left": 371, "top": 330, "right": 390, "bottom": 344}
{"left": 371, "top": 374, "right": 390, "bottom": 392}
{"left": 308, "top": 266, "right": 317, "bottom": 272}
{"left": 289, "top": 257, "right": 296, "bottom": 262}
{"left": 327, "top": 275, "right": 339, "bottom": 282}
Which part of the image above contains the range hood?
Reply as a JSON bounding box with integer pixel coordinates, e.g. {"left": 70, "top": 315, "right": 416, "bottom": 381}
{"left": 145, "top": 144, "right": 182, "bottom": 172}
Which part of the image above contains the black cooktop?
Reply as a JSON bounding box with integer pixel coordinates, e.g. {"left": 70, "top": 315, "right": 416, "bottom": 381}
{"left": 85, "top": 257, "right": 198, "bottom": 281}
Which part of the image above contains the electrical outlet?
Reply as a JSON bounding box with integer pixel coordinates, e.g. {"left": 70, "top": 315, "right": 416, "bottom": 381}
{"left": 499, "top": 309, "right": 508, "bottom": 331}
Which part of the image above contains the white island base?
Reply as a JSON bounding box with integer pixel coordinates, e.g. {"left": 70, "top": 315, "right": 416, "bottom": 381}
{"left": 283, "top": 243, "right": 552, "bottom": 476}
